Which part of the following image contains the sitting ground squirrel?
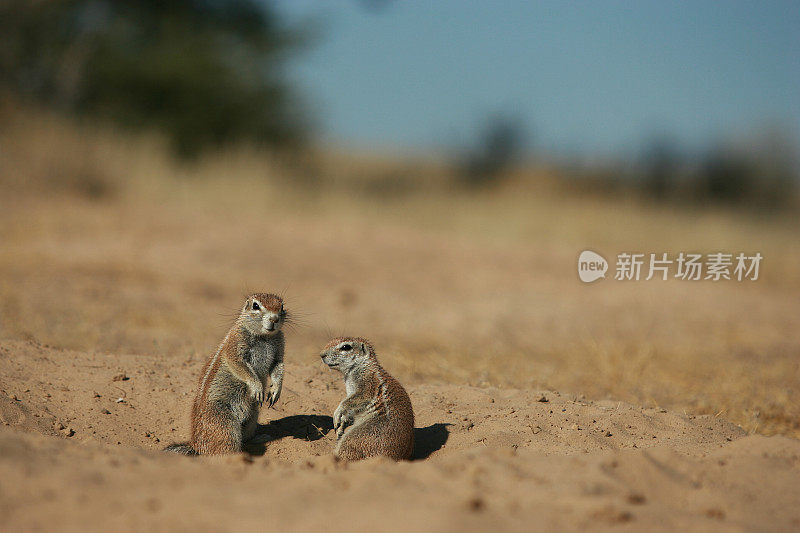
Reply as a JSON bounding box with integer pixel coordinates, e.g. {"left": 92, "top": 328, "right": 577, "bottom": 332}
{"left": 166, "top": 293, "right": 287, "bottom": 455}
{"left": 320, "top": 337, "right": 414, "bottom": 461}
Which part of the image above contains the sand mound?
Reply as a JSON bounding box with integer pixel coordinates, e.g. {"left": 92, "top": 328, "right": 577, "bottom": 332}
{"left": 1, "top": 339, "right": 798, "bottom": 531}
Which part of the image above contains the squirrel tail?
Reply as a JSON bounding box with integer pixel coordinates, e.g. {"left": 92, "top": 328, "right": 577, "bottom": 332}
{"left": 164, "top": 442, "right": 199, "bottom": 456}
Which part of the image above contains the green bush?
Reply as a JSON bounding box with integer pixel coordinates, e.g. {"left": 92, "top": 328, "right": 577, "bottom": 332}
{"left": 0, "top": 0, "right": 310, "bottom": 157}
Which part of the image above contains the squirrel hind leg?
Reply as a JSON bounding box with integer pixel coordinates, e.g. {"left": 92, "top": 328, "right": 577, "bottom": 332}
{"left": 241, "top": 408, "right": 260, "bottom": 443}
{"left": 335, "top": 424, "right": 381, "bottom": 462}
{"left": 193, "top": 413, "right": 243, "bottom": 455}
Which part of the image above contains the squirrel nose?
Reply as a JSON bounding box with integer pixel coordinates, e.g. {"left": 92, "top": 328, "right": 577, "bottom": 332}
{"left": 268, "top": 315, "right": 279, "bottom": 323}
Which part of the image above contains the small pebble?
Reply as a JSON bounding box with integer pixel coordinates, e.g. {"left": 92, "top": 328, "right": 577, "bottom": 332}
{"left": 627, "top": 493, "right": 646, "bottom": 505}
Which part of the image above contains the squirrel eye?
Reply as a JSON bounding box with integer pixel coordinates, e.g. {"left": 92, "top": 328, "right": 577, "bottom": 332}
{"left": 340, "top": 344, "right": 352, "bottom": 352}
{"left": 252, "top": 302, "right": 260, "bottom": 311}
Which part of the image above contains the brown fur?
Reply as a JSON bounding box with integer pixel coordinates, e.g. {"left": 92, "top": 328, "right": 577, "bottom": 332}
{"left": 321, "top": 337, "right": 414, "bottom": 461}
{"left": 166, "top": 294, "right": 286, "bottom": 456}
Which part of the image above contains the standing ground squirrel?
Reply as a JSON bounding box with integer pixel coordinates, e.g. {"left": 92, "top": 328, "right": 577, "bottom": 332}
{"left": 320, "top": 337, "right": 414, "bottom": 461}
{"left": 165, "top": 293, "right": 287, "bottom": 455}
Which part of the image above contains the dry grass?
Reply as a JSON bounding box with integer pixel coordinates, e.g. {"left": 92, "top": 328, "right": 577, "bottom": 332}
{"left": 1, "top": 104, "right": 798, "bottom": 438}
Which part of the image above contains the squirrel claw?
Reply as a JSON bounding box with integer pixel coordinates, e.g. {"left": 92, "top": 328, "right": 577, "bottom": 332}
{"left": 251, "top": 384, "right": 264, "bottom": 406}
{"left": 268, "top": 385, "right": 281, "bottom": 408}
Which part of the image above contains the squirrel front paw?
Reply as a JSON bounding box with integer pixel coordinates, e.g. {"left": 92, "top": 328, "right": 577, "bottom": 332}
{"left": 249, "top": 380, "right": 264, "bottom": 406}
{"left": 334, "top": 410, "right": 353, "bottom": 439}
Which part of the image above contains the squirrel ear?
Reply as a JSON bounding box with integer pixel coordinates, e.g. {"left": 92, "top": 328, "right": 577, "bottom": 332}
{"left": 360, "top": 342, "right": 368, "bottom": 355}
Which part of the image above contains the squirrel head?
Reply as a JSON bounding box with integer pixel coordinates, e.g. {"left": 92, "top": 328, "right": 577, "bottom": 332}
{"left": 320, "top": 336, "right": 375, "bottom": 374}
{"left": 240, "top": 293, "right": 286, "bottom": 336}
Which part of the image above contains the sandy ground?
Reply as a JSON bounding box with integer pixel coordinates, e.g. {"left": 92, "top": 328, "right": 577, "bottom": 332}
{"left": 1, "top": 339, "right": 799, "bottom": 532}
{"left": 1, "top": 111, "right": 799, "bottom": 531}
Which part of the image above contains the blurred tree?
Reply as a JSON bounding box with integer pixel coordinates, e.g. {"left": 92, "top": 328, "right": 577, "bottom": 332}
{"left": 740, "top": 125, "right": 799, "bottom": 208}
{"left": 698, "top": 149, "right": 753, "bottom": 203}
{"left": 641, "top": 135, "right": 679, "bottom": 200}
{"left": 0, "top": 0, "right": 310, "bottom": 157}
{"left": 697, "top": 126, "right": 798, "bottom": 207}
{"left": 458, "top": 114, "right": 526, "bottom": 187}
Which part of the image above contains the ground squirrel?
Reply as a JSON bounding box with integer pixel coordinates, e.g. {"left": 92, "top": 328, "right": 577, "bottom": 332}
{"left": 320, "top": 337, "right": 414, "bottom": 461}
{"left": 165, "top": 293, "right": 287, "bottom": 455}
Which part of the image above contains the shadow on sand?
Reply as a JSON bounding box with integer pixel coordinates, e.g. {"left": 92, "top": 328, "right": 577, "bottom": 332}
{"left": 243, "top": 417, "right": 450, "bottom": 460}
{"left": 244, "top": 414, "right": 334, "bottom": 456}
{"left": 411, "top": 423, "right": 450, "bottom": 460}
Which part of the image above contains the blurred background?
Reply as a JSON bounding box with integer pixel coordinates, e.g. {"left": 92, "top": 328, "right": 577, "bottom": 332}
{"left": 1, "top": 1, "right": 798, "bottom": 436}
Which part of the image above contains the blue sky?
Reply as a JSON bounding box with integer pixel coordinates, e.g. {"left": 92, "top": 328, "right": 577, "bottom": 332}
{"left": 276, "top": 1, "right": 799, "bottom": 156}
